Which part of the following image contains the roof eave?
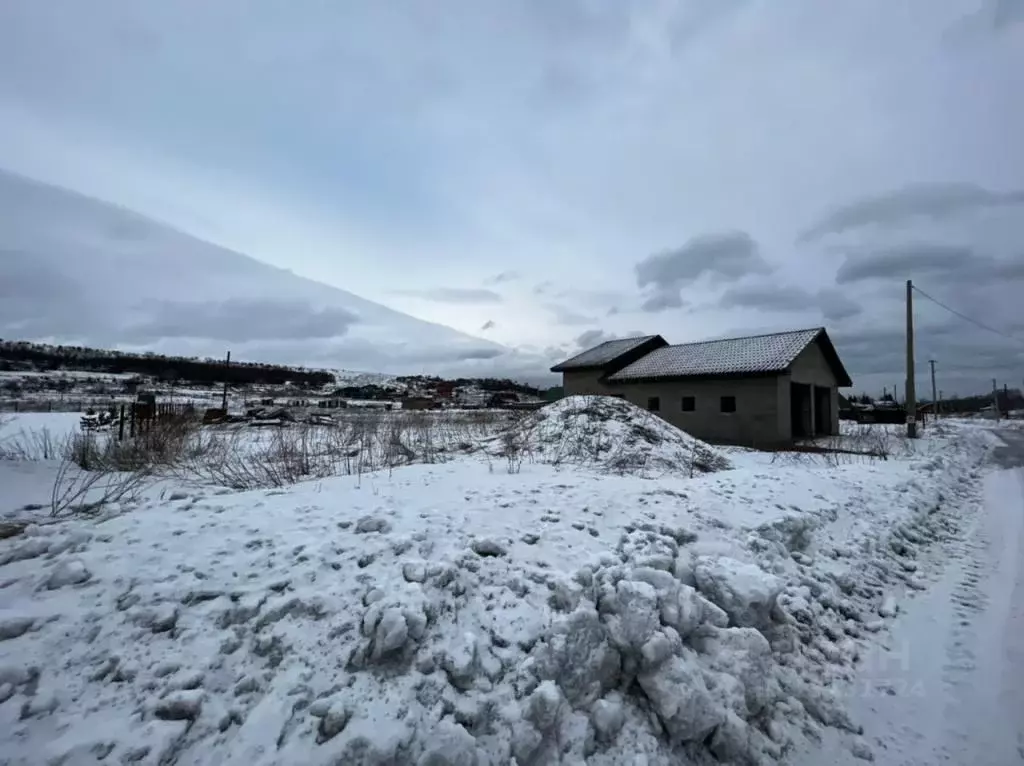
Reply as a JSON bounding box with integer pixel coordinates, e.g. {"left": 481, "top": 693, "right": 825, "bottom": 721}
{"left": 549, "top": 363, "right": 606, "bottom": 373}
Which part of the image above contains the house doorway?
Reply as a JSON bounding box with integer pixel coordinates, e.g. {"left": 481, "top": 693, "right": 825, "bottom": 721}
{"left": 814, "top": 386, "right": 832, "bottom": 436}
{"left": 790, "top": 382, "right": 812, "bottom": 438}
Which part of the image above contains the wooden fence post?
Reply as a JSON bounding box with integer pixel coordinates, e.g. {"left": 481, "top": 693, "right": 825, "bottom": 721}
{"left": 119, "top": 405, "right": 126, "bottom": 442}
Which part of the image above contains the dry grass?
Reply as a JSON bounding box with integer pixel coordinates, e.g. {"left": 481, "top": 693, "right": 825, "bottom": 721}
{"left": 772, "top": 423, "right": 922, "bottom": 467}
{"left": 172, "top": 409, "right": 515, "bottom": 490}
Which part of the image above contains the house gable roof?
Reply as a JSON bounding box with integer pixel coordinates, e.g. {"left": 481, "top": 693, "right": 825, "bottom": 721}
{"left": 606, "top": 327, "right": 853, "bottom": 386}
{"left": 550, "top": 335, "right": 667, "bottom": 373}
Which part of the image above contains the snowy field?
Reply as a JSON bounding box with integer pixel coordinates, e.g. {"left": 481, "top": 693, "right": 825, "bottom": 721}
{"left": 0, "top": 399, "right": 1008, "bottom": 764}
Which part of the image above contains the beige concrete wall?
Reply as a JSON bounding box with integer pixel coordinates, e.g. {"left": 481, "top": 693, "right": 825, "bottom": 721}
{"left": 787, "top": 342, "right": 840, "bottom": 435}
{"left": 562, "top": 370, "right": 614, "bottom": 396}
{"left": 612, "top": 377, "right": 786, "bottom": 447}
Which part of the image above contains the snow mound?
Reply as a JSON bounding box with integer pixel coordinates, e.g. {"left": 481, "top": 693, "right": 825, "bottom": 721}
{"left": 499, "top": 395, "right": 731, "bottom": 476}
{"left": 0, "top": 506, "right": 821, "bottom": 765}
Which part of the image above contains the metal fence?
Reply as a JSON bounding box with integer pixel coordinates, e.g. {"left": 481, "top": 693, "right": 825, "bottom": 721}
{"left": 0, "top": 398, "right": 136, "bottom": 413}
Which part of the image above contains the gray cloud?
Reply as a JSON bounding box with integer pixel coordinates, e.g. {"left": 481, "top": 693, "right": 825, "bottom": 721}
{"left": 125, "top": 299, "right": 359, "bottom": 343}
{"left": 636, "top": 231, "right": 771, "bottom": 311}
{"left": 992, "top": 0, "right": 1024, "bottom": 30}
{"left": 717, "top": 284, "right": 810, "bottom": 312}
{"left": 574, "top": 329, "right": 614, "bottom": 348}
{"left": 395, "top": 287, "right": 503, "bottom": 304}
{"left": 800, "top": 184, "right": 1024, "bottom": 242}
{"left": 716, "top": 283, "right": 863, "bottom": 322}
{"left": 455, "top": 347, "right": 504, "bottom": 360}
{"left": 546, "top": 304, "right": 596, "bottom": 326}
{"left": 817, "top": 288, "right": 863, "bottom": 322}
{"left": 543, "top": 345, "right": 569, "bottom": 361}
{"left": 480, "top": 319, "right": 496, "bottom": 331}
{"left": 485, "top": 270, "right": 520, "bottom": 284}
{"left": 828, "top": 318, "right": 1024, "bottom": 400}
{"left": 836, "top": 244, "right": 1024, "bottom": 285}
{"left": 640, "top": 290, "right": 686, "bottom": 313}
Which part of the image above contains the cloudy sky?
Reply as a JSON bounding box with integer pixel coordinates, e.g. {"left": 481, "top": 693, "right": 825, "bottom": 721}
{"left": 1, "top": 0, "right": 1022, "bottom": 393}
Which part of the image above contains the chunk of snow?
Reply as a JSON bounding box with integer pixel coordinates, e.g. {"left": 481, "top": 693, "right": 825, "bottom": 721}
{"left": 694, "top": 556, "right": 784, "bottom": 629}
{"left": 154, "top": 689, "right": 204, "bottom": 720}
{"left": 469, "top": 538, "right": 507, "bottom": 557}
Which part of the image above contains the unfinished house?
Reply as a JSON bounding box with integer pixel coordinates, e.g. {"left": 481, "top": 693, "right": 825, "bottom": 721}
{"left": 550, "top": 328, "right": 852, "bottom": 447}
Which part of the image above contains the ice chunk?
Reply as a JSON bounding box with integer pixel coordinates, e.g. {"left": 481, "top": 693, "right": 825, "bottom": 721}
{"left": 443, "top": 633, "right": 480, "bottom": 691}
{"left": 590, "top": 693, "right": 625, "bottom": 742}
{"left": 531, "top": 607, "right": 620, "bottom": 707}
{"left": 355, "top": 515, "right": 392, "bottom": 534}
{"left": 601, "top": 580, "right": 661, "bottom": 653}
{"left": 154, "top": 690, "right": 204, "bottom": 721}
{"left": 637, "top": 652, "right": 725, "bottom": 743}
{"left": 45, "top": 558, "right": 91, "bottom": 589}
{"left": 0, "top": 614, "right": 33, "bottom": 641}
{"left": 694, "top": 556, "right": 783, "bottom": 629}
{"left": 416, "top": 721, "right": 478, "bottom": 766}
{"left": 373, "top": 608, "right": 410, "bottom": 658}
{"left": 470, "top": 538, "right": 507, "bottom": 557}
{"left": 660, "top": 584, "right": 727, "bottom": 638}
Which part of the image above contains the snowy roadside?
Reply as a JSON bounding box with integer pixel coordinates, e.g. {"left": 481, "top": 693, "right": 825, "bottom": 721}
{"left": 0, "top": 402, "right": 1000, "bottom": 764}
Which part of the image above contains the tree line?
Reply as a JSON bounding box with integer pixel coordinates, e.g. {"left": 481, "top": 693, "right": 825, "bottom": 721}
{"left": 0, "top": 340, "right": 333, "bottom": 388}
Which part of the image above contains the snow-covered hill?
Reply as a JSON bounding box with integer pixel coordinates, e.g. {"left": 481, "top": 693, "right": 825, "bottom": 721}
{"left": 0, "top": 170, "right": 520, "bottom": 376}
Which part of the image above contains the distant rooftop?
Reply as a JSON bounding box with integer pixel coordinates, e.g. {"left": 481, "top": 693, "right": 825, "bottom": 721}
{"left": 550, "top": 335, "right": 661, "bottom": 372}
{"left": 606, "top": 327, "right": 850, "bottom": 383}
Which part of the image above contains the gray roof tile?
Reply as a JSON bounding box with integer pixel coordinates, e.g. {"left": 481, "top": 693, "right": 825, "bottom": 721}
{"left": 551, "top": 336, "right": 659, "bottom": 371}
{"left": 607, "top": 328, "right": 823, "bottom": 381}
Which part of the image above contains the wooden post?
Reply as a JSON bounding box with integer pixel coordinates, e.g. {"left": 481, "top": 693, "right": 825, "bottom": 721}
{"left": 929, "top": 359, "right": 938, "bottom": 421}
{"left": 118, "top": 404, "right": 126, "bottom": 442}
{"left": 906, "top": 280, "right": 917, "bottom": 438}
{"left": 221, "top": 350, "right": 231, "bottom": 411}
{"left": 130, "top": 404, "right": 136, "bottom": 437}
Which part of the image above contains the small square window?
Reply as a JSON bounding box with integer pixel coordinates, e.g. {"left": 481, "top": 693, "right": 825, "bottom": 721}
{"left": 720, "top": 395, "right": 736, "bottom": 413}
{"left": 647, "top": 396, "right": 661, "bottom": 412}
{"left": 681, "top": 396, "right": 695, "bottom": 412}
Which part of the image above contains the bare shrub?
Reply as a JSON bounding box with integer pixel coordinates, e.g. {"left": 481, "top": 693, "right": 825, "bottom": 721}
{"left": 168, "top": 408, "right": 510, "bottom": 491}
{"left": 50, "top": 454, "right": 155, "bottom": 518}
{"left": 499, "top": 427, "right": 527, "bottom": 474}
{"left": 0, "top": 427, "right": 70, "bottom": 461}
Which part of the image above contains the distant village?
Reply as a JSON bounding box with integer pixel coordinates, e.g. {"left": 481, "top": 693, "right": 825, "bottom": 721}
{"left": 0, "top": 339, "right": 560, "bottom": 416}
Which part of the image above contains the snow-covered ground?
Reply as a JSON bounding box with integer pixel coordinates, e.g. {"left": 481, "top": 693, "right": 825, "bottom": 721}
{"left": 791, "top": 428, "right": 1024, "bottom": 766}
{"left": 0, "top": 401, "right": 1007, "bottom": 764}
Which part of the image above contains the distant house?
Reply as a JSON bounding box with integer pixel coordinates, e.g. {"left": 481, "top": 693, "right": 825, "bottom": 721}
{"left": 401, "top": 396, "right": 441, "bottom": 411}
{"left": 550, "top": 328, "right": 852, "bottom": 447}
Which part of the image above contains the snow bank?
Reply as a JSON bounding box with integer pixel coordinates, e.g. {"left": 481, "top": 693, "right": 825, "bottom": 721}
{"left": 0, "top": 491, "right": 813, "bottom": 765}
{"left": 497, "top": 395, "right": 731, "bottom": 477}
{"left": 0, "top": 420, "right": 998, "bottom": 764}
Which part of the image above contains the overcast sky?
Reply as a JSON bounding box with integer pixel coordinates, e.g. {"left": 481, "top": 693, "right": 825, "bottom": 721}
{"left": 1, "top": 0, "right": 1022, "bottom": 394}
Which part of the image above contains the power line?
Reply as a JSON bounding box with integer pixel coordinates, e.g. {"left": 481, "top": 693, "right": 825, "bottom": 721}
{"left": 911, "top": 284, "right": 1024, "bottom": 347}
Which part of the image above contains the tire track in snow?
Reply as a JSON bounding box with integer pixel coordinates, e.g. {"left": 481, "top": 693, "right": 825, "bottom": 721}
{"left": 932, "top": 438, "right": 1024, "bottom": 765}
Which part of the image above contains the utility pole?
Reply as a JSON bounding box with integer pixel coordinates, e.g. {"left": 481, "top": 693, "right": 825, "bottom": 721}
{"left": 906, "top": 279, "right": 917, "bottom": 438}
{"left": 221, "top": 350, "right": 232, "bottom": 411}
{"left": 992, "top": 378, "right": 999, "bottom": 421}
{"left": 929, "top": 360, "right": 938, "bottom": 419}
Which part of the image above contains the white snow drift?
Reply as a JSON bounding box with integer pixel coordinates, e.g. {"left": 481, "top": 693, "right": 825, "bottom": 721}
{"left": 0, "top": 412, "right": 1001, "bottom": 765}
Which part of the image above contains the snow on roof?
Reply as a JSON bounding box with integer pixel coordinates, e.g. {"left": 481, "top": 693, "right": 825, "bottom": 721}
{"left": 607, "top": 328, "right": 824, "bottom": 381}
{"left": 550, "top": 335, "right": 660, "bottom": 371}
